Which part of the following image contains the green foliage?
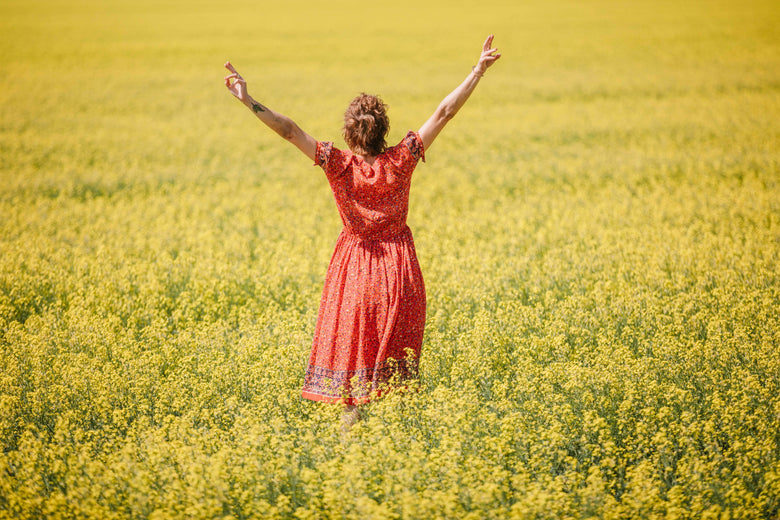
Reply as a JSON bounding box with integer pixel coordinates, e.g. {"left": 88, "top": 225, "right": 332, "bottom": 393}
{"left": 1, "top": 0, "right": 779, "bottom": 518}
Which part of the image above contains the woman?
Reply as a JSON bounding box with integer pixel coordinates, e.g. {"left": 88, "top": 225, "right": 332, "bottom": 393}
{"left": 225, "top": 36, "right": 501, "bottom": 424}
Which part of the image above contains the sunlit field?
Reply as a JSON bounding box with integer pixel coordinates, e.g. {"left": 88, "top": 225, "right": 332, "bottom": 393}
{"left": 1, "top": 0, "right": 779, "bottom": 518}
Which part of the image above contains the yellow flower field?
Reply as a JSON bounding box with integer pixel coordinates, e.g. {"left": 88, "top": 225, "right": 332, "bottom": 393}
{"left": 1, "top": 0, "right": 779, "bottom": 518}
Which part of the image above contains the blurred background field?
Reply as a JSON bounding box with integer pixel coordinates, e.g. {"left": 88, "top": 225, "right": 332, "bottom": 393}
{"left": 1, "top": 0, "right": 779, "bottom": 518}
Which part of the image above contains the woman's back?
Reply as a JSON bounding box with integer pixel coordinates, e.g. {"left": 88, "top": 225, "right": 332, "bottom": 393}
{"left": 315, "top": 131, "right": 425, "bottom": 241}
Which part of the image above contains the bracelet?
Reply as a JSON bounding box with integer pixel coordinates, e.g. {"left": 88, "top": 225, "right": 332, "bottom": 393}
{"left": 471, "top": 66, "right": 484, "bottom": 78}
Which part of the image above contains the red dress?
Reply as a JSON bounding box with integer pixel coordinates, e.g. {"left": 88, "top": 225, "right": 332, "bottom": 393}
{"left": 301, "top": 131, "right": 427, "bottom": 404}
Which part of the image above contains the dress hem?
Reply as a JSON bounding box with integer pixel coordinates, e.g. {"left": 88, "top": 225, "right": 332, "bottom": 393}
{"left": 301, "top": 390, "right": 372, "bottom": 406}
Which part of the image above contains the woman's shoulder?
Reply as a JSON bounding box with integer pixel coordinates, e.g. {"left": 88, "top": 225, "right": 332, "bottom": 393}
{"left": 315, "top": 141, "right": 355, "bottom": 176}
{"left": 384, "top": 131, "right": 424, "bottom": 163}
{"left": 375, "top": 132, "right": 425, "bottom": 174}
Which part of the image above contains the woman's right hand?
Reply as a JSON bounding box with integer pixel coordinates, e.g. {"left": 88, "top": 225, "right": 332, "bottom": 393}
{"left": 474, "top": 35, "right": 501, "bottom": 76}
{"left": 224, "top": 61, "right": 249, "bottom": 104}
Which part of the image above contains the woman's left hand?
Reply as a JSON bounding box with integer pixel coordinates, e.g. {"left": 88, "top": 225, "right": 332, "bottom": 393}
{"left": 224, "top": 61, "right": 249, "bottom": 103}
{"left": 474, "top": 35, "right": 501, "bottom": 76}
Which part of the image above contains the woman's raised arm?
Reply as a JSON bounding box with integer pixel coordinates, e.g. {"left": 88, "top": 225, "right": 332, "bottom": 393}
{"left": 224, "top": 61, "right": 318, "bottom": 162}
{"left": 418, "top": 36, "right": 501, "bottom": 152}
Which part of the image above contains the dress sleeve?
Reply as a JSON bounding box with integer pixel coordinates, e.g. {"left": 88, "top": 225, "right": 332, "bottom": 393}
{"left": 314, "top": 141, "right": 352, "bottom": 182}
{"left": 314, "top": 141, "right": 334, "bottom": 168}
{"left": 402, "top": 131, "right": 425, "bottom": 163}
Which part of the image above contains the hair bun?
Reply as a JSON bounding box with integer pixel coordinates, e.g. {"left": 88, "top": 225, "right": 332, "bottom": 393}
{"left": 357, "top": 113, "right": 375, "bottom": 126}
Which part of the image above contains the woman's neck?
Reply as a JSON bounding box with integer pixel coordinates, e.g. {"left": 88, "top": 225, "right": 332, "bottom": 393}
{"left": 357, "top": 154, "right": 377, "bottom": 166}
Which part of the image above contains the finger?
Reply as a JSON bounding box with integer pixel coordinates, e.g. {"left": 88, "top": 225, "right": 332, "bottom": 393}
{"left": 224, "top": 61, "right": 239, "bottom": 74}
{"left": 483, "top": 47, "right": 498, "bottom": 56}
{"left": 485, "top": 54, "right": 501, "bottom": 66}
{"left": 224, "top": 73, "right": 240, "bottom": 82}
{"left": 483, "top": 35, "right": 494, "bottom": 52}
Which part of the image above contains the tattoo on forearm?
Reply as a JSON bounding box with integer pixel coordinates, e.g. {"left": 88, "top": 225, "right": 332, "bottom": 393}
{"left": 251, "top": 102, "right": 266, "bottom": 114}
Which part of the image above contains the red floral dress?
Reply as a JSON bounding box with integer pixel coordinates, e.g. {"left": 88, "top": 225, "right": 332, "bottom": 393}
{"left": 301, "top": 131, "right": 427, "bottom": 404}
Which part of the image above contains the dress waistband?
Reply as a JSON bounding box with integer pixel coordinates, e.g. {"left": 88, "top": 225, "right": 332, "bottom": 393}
{"left": 342, "top": 224, "right": 412, "bottom": 242}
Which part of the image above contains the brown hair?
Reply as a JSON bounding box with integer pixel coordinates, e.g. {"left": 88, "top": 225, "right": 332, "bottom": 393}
{"left": 343, "top": 93, "right": 389, "bottom": 157}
